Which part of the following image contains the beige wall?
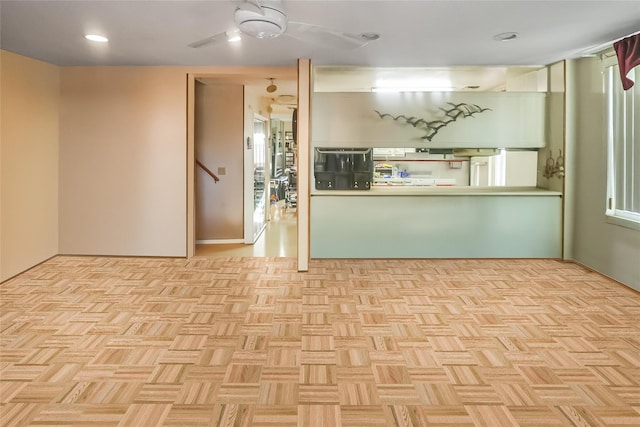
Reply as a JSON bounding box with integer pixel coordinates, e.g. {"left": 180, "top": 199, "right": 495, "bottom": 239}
{"left": 5, "top": 53, "right": 636, "bottom": 285}
{"left": 1, "top": 51, "right": 60, "bottom": 281}
{"left": 59, "top": 67, "right": 187, "bottom": 256}
{"left": 194, "top": 82, "right": 244, "bottom": 240}
{"left": 570, "top": 57, "right": 640, "bottom": 290}
{"left": 1, "top": 60, "right": 297, "bottom": 273}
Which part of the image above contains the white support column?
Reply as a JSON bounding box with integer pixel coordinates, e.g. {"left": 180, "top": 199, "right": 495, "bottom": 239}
{"left": 563, "top": 59, "right": 576, "bottom": 261}
{"left": 297, "top": 59, "right": 311, "bottom": 271}
{"left": 186, "top": 73, "right": 196, "bottom": 258}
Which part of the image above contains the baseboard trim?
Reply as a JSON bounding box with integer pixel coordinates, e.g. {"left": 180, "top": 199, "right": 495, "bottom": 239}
{"left": 196, "top": 239, "right": 245, "bottom": 245}
{"left": 0, "top": 254, "right": 57, "bottom": 284}
{"left": 563, "top": 259, "right": 639, "bottom": 293}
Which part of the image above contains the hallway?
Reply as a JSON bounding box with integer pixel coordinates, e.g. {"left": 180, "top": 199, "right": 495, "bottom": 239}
{"left": 196, "top": 200, "right": 297, "bottom": 258}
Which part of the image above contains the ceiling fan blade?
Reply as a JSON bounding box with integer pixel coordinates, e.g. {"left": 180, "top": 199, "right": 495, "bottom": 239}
{"left": 188, "top": 33, "right": 227, "bottom": 48}
{"left": 286, "top": 21, "right": 369, "bottom": 49}
{"left": 274, "top": 94, "right": 297, "bottom": 105}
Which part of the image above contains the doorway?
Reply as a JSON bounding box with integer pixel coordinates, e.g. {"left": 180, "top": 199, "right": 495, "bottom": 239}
{"left": 189, "top": 72, "right": 298, "bottom": 258}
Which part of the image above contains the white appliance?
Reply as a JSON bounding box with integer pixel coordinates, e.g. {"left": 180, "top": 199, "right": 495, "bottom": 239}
{"left": 470, "top": 150, "right": 538, "bottom": 186}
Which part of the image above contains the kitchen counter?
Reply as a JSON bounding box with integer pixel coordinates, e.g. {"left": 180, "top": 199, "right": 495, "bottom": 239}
{"left": 310, "top": 187, "right": 562, "bottom": 259}
{"left": 312, "top": 186, "right": 562, "bottom": 196}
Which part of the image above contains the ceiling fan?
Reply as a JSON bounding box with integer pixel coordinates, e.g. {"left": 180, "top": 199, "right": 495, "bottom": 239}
{"left": 188, "top": 0, "right": 380, "bottom": 49}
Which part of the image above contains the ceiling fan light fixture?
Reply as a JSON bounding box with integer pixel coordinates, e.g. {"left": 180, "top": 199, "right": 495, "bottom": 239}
{"left": 266, "top": 78, "right": 278, "bottom": 93}
{"left": 266, "top": 77, "right": 278, "bottom": 93}
{"left": 235, "top": 5, "right": 287, "bottom": 39}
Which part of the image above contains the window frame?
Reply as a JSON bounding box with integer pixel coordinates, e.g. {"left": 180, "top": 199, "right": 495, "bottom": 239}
{"left": 603, "top": 54, "right": 640, "bottom": 231}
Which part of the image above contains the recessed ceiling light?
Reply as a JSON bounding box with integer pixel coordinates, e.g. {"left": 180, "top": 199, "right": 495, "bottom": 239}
{"left": 360, "top": 32, "right": 381, "bottom": 41}
{"left": 493, "top": 32, "right": 518, "bottom": 42}
{"left": 85, "top": 34, "right": 109, "bottom": 43}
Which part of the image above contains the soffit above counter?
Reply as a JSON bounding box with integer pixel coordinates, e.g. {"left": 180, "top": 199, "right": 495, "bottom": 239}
{"left": 313, "top": 66, "right": 548, "bottom": 93}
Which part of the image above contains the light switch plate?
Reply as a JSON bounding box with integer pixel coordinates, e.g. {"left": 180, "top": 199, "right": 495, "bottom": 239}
{"left": 218, "top": 167, "right": 226, "bottom": 175}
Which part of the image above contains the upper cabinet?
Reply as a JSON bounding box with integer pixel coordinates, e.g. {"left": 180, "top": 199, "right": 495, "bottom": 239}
{"left": 311, "top": 66, "right": 548, "bottom": 149}
{"left": 312, "top": 91, "right": 546, "bottom": 149}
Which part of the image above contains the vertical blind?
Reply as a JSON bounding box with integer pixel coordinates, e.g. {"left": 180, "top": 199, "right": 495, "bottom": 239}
{"left": 607, "top": 65, "right": 640, "bottom": 221}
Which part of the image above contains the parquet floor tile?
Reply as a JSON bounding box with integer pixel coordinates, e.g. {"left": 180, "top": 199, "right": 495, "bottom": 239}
{"left": 1, "top": 256, "right": 640, "bottom": 425}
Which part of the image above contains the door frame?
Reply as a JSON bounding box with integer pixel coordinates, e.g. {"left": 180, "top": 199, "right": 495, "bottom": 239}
{"left": 186, "top": 67, "right": 308, "bottom": 269}
{"left": 245, "top": 113, "right": 269, "bottom": 244}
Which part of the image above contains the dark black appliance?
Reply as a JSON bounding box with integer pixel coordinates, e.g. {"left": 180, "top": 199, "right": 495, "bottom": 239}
{"left": 314, "top": 148, "right": 373, "bottom": 190}
{"left": 292, "top": 108, "right": 297, "bottom": 144}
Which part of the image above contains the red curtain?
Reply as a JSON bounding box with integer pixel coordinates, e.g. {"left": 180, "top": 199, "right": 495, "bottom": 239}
{"left": 614, "top": 34, "right": 640, "bottom": 90}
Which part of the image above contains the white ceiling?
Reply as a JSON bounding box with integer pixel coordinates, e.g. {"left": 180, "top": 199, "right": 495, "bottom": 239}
{"left": 2, "top": 1, "right": 638, "bottom": 106}
{"left": 2, "top": 1, "right": 638, "bottom": 68}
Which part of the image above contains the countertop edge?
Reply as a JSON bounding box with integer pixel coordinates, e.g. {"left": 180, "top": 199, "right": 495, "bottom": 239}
{"left": 311, "top": 187, "right": 563, "bottom": 196}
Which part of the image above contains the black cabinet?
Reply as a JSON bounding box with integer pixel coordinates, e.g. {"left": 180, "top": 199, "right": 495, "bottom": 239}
{"left": 314, "top": 148, "right": 373, "bottom": 190}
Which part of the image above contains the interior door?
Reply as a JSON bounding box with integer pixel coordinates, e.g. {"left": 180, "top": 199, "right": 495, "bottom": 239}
{"left": 245, "top": 115, "right": 268, "bottom": 243}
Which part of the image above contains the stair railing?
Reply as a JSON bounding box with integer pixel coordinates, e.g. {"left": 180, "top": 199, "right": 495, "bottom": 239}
{"left": 196, "top": 159, "right": 220, "bottom": 183}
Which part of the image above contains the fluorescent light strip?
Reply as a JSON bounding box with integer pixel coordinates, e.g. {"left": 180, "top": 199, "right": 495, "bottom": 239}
{"left": 372, "top": 87, "right": 454, "bottom": 92}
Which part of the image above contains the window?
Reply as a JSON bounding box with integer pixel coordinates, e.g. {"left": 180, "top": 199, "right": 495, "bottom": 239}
{"left": 605, "top": 63, "right": 640, "bottom": 230}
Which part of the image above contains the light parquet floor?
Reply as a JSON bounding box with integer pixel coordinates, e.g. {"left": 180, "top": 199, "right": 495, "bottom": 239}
{"left": 196, "top": 201, "right": 297, "bottom": 258}
{"left": 1, "top": 256, "right": 639, "bottom": 426}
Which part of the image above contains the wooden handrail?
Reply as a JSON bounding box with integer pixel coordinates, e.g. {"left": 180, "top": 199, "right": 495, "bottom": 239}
{"left": 196, "top": 159, "right": 220, "bottom": 183}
